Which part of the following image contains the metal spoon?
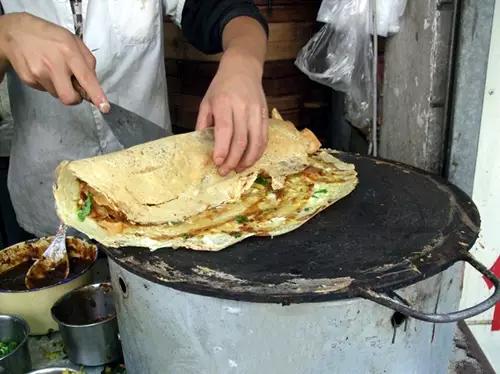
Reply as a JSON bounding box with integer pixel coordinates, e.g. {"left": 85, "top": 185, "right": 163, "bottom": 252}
{"left": 25, "top": 224, "right": 70, "bottom": 289}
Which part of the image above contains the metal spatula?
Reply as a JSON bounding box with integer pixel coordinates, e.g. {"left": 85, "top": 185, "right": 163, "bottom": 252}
{"left": 25, "top": 224, "right": 69, "bottom": 289}
{"left": 71, "top": 77, "right": 167, "bottom": 148}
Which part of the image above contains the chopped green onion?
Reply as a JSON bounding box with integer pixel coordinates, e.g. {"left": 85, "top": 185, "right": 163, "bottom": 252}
{"left": 77, "top": 193, "right": 93, "bottom": 222}
{"left": 0, "top": 340, "right": 18, "bottom": 358}
{"left": 312, "top": 188, "right": 328, "bottom": 198}
{"left": 255, "top": 175, "right": 270, "bottom": 186}
{"left": 236, "top": 215, "right": 249, "bottom": 224}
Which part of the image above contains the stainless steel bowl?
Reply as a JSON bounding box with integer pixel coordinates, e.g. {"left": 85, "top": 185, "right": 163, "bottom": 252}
{"left": 27, "top": 368, "right": 81, "bottom": 374}
{"left": 51, "top": 283, "right": 122, "bottom": 366}
{"left": 0, "top": 314, "right": 31, "bottom": 374}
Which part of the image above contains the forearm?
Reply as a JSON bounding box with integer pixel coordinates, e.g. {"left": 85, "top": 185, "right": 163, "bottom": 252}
{"left": 221, "top": 16, "right": 267, "bottom": 78}
{"left": 193, "top": 5, "right": 270, "bottom": 173}
{"left": 181, "top": 0, "right": 268, "bottom": 55}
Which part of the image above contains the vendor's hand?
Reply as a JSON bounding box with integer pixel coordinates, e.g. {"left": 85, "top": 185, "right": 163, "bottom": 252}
{"left": 196, "top": 49, "right": 268, "bottom": 176}
{"left": 0, "top": 12, "right": 109, "bottom": 111}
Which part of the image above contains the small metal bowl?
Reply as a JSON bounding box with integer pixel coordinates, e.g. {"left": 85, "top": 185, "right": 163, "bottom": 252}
{"left": 51, "top": 282, "right": 122, "bottom": 366}
{"left": 26, "top": 368, "right": 81, "bottom": 374}
{"left": 0, "top": 314, "right": 31, "bottom": 374}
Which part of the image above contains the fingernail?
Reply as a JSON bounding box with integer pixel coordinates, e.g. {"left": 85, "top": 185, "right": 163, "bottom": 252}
{"left": 99, "top": 101, "right": 110, "bottom": 113}
{"left": 214, "top": 157, "right": 224, "bottom": 166}
{"left": 218, "top": 167, "right": 228, "bottom": 176}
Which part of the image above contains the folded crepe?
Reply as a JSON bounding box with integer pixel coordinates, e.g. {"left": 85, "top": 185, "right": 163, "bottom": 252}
{"left": 54, "top": 110, "right": 358, "bottom": 251}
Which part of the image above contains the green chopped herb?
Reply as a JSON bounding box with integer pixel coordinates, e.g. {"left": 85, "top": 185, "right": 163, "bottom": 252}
{"left": 312, "top": 188, "right": 328, "bottom": 198}
{"left": 77, "top": 193, "right": 93, "bottom": 222}
{"left": 304, "top": 207, "right": 311, "bottom": 212}
{"left": 230, "top": 232, "right": 242, "bottom": 238}
{"left": 181, "top": 233, "right": 192, "bottom": 240}
{"left": 102, "top": 365, "right": 126, "bottom": 374}
{"left": 44, "top": 351, "right": 62, "bottom": 360}
{"left": 42, "top": 340, "right": 66, "bottom": 361}
{"left": 0, "top": 340, "right": 18, "bottom": 358}
{"left": 63, "top": 369, "right": 86, "bottom": 374}
{"left": 255, "top": 175, "right": 270, "bottom": 186}
{"left": 236, "top": 215, "right": 249, "bottom": 224}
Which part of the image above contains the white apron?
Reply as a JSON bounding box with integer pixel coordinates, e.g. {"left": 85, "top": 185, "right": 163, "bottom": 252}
{"left": 1, "top": 0, "right": 185, "bottom": 236}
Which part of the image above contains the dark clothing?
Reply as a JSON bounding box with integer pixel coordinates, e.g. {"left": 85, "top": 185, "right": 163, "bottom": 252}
{"left": 182, "top": 0, "right": 268, "bottom": 54}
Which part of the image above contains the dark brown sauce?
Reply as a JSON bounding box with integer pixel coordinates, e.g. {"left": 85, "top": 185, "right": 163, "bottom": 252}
{"left": 25, "top": 259, "right": 68, "bottom": 290}
{"left": 0, "top": 257, "right": 93, "bottom": 291}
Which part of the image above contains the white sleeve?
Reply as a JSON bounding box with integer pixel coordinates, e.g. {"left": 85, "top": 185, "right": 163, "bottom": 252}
{"left": 163, "top": 0, "right": 186, "bottom": 27}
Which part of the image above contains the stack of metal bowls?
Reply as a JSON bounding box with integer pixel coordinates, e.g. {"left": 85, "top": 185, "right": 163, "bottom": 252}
{"left": 1, "top": 237, "right": 122, "bottom": 370}
{"left": 0, "top": 314, "right": 31, "bottom": 374}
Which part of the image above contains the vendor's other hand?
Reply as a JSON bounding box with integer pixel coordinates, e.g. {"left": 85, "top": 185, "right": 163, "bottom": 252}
{"left": 0, "top": 12, "right": 109, "bottom": 111}
{"left": 196, "top": 49, "right": 268, "bottom": 176}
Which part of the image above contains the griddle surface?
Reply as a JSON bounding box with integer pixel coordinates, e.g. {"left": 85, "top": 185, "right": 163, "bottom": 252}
{"left": 105, "top": 153, "right": 480, "bottom": 303}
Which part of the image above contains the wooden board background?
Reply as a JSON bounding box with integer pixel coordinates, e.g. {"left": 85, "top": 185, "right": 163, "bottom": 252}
{"left": 164, "top": 1, "right": 328, "bottom": 131}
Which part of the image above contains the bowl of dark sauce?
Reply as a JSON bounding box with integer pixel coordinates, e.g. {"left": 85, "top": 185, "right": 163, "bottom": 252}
{"left": 0, "top": 237, "right": 97, "bottom": 335}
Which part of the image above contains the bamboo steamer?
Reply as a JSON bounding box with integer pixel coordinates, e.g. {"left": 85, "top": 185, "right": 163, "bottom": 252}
{"left": 164, "top": 1, "right": 322, "bottom": 131}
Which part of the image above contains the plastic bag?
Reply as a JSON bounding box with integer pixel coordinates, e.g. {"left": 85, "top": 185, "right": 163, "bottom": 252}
{"left": 375, "top": 0, "right": 407, "bottom": 36}
{"left": 295, "top": 0, "right": 373, "bottom": 129}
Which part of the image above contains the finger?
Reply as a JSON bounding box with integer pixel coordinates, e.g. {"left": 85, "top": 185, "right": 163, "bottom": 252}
{"left": 11, "top": 54, "right": 45, "bottom": 91}
{"left": 259, "top": 107, "right": 269, "bottom": 158}
{"left": 75, "top": 38, "right": 97, "bottom": 69}
{"left": 219, "top": 105, "right": 248, "bottom": 176}
{"left": 68, "top": 56, "right": 108, "bottom": 112}
{"left": 48, "top": 60, "right": 82, "bottom": 105}
{"left": 195, "top": 101, "right": 213, "bottom": 130}
{"left": 36, "top": 76, "right": 58, "bottom": 98}
{"left": 236, "top": 105, "right": 263, "bottom": 172}
{"left": 212, "top": 99, "right": 233, "bottom": 167}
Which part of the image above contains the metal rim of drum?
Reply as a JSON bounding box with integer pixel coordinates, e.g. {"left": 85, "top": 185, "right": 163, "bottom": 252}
{"left": 104, "top": 153, "right": 500, "bottom": 323}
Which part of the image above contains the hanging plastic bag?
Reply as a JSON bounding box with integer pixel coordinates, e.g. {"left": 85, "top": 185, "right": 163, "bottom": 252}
{"left": 375, "top": 0, "right": 407, "bottom": 37}
{"left": 295, "top": 0, "right": 373, "bottom": 129}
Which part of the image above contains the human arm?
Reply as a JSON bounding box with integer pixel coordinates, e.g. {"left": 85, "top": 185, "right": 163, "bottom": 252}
{"left": 178, "top": 1, "right": 268, "bottom": 175}
{"left": 0, "top": 12, "right": 109, "bottom": 110}
{"left": 197, "top": 17, "right": 267, "bottom": 175}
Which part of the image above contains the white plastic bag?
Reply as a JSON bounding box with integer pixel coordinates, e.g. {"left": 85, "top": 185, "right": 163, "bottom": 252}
{"left": 295, "top": 0, "right": 373, "bottom": 129}
{"left": 375, "top": 0, "right": 407, "bottom": 36}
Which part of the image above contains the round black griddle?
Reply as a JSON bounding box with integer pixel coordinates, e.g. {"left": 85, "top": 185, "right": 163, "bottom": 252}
{"left": 105, "top": 153, "right": 499, "bottom": 322}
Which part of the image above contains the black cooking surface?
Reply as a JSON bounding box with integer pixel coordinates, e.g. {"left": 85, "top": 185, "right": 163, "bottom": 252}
{"left": 105, "top": 153, "right": 480, "bottom": 303}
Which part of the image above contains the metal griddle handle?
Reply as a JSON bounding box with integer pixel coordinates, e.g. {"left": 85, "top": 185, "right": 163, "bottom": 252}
{"left": 357, "top": 252, "right": 500, "bottom": 323}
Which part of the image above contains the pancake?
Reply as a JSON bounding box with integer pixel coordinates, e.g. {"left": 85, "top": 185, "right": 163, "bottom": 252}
{"left": 53, "top": 110, "right": 357, "bottom": 251}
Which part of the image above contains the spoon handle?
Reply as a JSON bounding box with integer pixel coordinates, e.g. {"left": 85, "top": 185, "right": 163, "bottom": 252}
{"left": 42, "top": 223, "right": 67, "bottom": 258}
